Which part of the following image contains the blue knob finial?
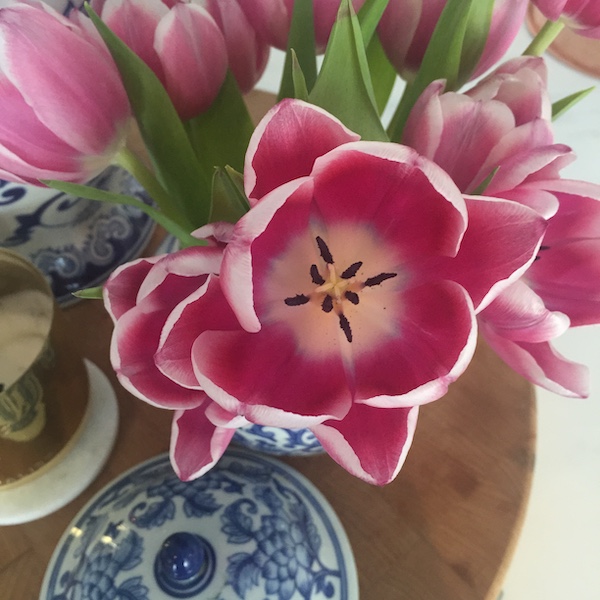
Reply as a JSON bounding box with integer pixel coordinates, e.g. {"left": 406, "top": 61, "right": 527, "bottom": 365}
{"left": 154, "top": 532, "right": 215, "bottom": 598}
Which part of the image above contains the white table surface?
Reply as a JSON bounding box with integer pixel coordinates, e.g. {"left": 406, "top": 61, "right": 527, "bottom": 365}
{"left": 257, "top": 23, "right": 600, "bottom": 600}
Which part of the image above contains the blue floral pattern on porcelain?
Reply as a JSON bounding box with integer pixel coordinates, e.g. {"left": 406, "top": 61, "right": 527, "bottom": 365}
{"left": 41, "top": 449, "right": 357, "bottom": 600}
{"left": 0, "top": 167, "right": 154, "bottom": 305}
{"left": 233, "top": 425, "right": 324, "bottom": 456}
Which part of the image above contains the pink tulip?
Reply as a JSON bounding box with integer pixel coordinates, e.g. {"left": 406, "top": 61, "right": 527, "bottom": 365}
{"left": 0, "top": 1, "right": 131, "bottom": 185}
{"left": 479, "top": 282, "right": 589, "bottom": 397}
{"left": 401, "top": 55, "right": 600, "bottom": 396}
{"left": 104, "top": 242, "right": 248, "bottom": 480}
{"left": 153, "top": 100, "right": 542, "bottom": 484}
{"left": 403, "top": 57, "right": 562, "bottom": 216}
{"left": 94, "top": 0, "right": 228, "bottom": 120}
{"left": 531, "top": 0, "right": 600, "bottom": 38}
{"left": 378, "top": 0, "right": 529, "bottom": 81}
{"left": 237, "top": 0, "right": 367, "bottom": 53}
{"left": 200, "top": 0, "right": 270, "bottom": 93}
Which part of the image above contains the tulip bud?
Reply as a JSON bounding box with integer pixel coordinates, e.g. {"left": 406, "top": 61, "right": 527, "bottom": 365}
{"left": 237, "top": 0, "right": 367, "bottom": 53}
{"left": 378, "top": 0, "right": 529, "bottom": 83}
{"left": 199, "top": 0, "right": 270, "bottom": 93}
{"left": 96, "top": 0, "right": 228, "bottom": 120}
{"left": 531, "top": 0, "right": 600, "bottom": 38}
{"left": 0, "top": 1, "right": 131, "bottom": 185}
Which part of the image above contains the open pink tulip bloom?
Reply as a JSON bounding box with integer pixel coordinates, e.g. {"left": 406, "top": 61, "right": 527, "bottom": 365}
{"left": 102, "top": 100, "right": 546, "bottom": 485}
{"left": 0, "top": 1, "right": 131, "bottom": 185}
{"left": 531, "top": 0, "right": 600, "bottom": 38}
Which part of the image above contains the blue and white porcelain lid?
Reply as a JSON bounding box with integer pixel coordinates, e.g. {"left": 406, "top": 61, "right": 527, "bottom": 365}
{"left": 40, "top": 448, "right": 358, "bottom": 600}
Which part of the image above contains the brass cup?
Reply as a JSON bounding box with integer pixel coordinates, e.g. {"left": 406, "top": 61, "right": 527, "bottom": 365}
{"left": 0, "top": 249, "right": 89, "bottom": 487}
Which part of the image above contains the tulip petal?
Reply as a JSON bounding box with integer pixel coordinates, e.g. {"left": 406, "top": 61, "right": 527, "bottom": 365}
{"left": 481, "top": 281, "right": 570, "bottom": 342}
{"left": 104, "top": 247, "right": 224, "bottom": 410}
{"left": 312, "top": 404, "right": 419, "bottom": 485}
{"left": 310, "top": 142, "right": 468, "bottom": 260}
{"left": 109, "top": 304, "right": 204, "bottom": 409}
{"left": 170, "top": 403, "right": 236, "bottom": 481}
{"left": 244, "top": 98, "right": 360, "bottom": 203}
{"left": 157, "top": 274, "right": 241, "bottom": 389}
{"left": 481, "top": 324, "right": 589, "bottom": 398}
{"left": 100, "top": 0, "right": 168, "bottom": 79}
{"left": 424, "top": 196, "right": 546, "bottom": 311}
{"left": 103, "top": 255, "right": 161, "bottom": 321}
{"left": 191, "top": 323, "right": 352, "bottom": 428}
{"left": 155, "top": 3, "right": 228, "bottom": 120}
{"left": 0, "top": 4, "right": 129, "bottom": 156}
{"left": 530, "top": 239, "right": 600, "bottom": 326}
{"left": 353, "top": 281, "right": 477, "bottom": 408}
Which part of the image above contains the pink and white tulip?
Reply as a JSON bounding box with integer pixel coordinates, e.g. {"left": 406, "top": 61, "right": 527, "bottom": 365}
{"left": 93, "top": 0, "right": 228, "bottom": 120}
{"left": 531, "top": 0, "right": 600, "bottom": 39}
{"left": 402, "top": 57, "right": 564, "bottom": 216}
{"left": 402, "top": 57, "right": 600, "bottom": 397}
{"left": 155, "top": 100, "right": 543, "bottom": 484}
{"left": 0, "top": 1, "right": 131, "bottom": 185}
{"left": 104, "top": 99, "right": 545, "bottom": 485}
{"left": 378, "top": 0, "right": 530, "bottom": 82}
{"left": 200, "top": 0, "right": 270, "bottom": 93}
{"left": 237, "top": 0, "right": 367, "bottom": 53}
{"left": 103, "top": 245, "right": 248, "bottom": 480}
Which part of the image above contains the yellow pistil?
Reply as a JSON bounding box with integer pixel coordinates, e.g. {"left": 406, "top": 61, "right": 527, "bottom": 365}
{"left": 314, "top": 263, "right": 355, "bottom": 301}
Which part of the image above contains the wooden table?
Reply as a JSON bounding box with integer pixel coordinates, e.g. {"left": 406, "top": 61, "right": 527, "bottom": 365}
{"left": 0, "top": 272, "right": 535, "bottom": 600}
{"left": 0, "top": 92, "right": 536, "bottom": 599}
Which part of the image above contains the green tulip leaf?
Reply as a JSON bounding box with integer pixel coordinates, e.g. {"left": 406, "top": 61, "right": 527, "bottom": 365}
{"left": 72, "top": 286, "right": 104, "bottom": 300}
{"left": 291, "top": 50, "right": 310, "bottom": 101}
{"left": 210, "top": 166, "right": 251, "bottom": 224}
{"left": 387, "top": 0, "right": 495, "bottom": 141}
{"left": 43, "top": 179, "right": 205, "bottom": 249}
{"left": 309, "top": 0, "right": 387, "bottom": 141}
{"left": 366, "top": 34, "right": 397, "bottom": 114}
{"left": 279, "top": 0, "right": 317, "bottom": 100}
{"left": 553, "top": 87, "right": 595, "bottom": 120}
{"left": 187, "top": 71, "right": 254, "bottom": 175}
{"left": 357, "top": 0, "right": 391, "bottom": 47}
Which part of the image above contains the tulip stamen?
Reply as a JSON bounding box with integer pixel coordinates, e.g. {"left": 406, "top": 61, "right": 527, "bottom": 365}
{"left": 285, "top": 294, "right": 310, "bottom": 306}
{"left": 364, "top": 272, "right": 398, "bottom": 287}
{"left": 345, "top": 291, "right": 360, "bottom": 305}
{"left": 339, "top": 313, "right": 352, "bottom": 342}
{"left": 316, "top": 236, "right": 334, "bottom": 264}
{"left": 341, "top": 262, "right": 363, "bottom": 279}
{"left": 283, "top": 236, "right": 397, "bottom": 343}
{"left": 310, "top": 264, "right": 325, "bottom": 285}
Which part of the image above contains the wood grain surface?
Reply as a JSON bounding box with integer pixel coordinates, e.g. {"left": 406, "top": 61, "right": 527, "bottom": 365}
{"left": 0, "top": 92, "right": 536, "bottom": 600}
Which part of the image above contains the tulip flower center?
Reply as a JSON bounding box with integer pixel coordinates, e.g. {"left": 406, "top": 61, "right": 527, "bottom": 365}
{"left": 284, "top": 236, "right": 397, "bottom": 343}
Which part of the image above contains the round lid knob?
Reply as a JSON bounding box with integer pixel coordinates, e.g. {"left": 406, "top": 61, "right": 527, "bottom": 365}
{"left": 154, "top": 532, "right": 215, "bottom": 597}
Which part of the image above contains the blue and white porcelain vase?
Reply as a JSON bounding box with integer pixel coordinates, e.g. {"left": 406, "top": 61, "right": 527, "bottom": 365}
{"left": 0, "top": 167, "right": 154, "bottom": 306}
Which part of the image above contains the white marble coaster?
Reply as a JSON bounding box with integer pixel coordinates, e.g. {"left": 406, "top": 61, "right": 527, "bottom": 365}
{"left": 0, "top": 360, "right": 119, "bottom": 525}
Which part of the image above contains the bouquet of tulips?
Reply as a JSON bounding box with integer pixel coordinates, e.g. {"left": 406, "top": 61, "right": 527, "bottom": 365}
{"left": 1, "top": 0, "right": 599, "bottom": 485}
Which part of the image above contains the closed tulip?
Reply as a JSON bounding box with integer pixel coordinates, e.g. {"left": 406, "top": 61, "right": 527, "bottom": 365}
{"left": 237, "top": 0, "right": 367, "bottom": 53}
{"left": 200, "top": 0, "right": 270, "bottom": 93}
{"left": 94, "top": 0, "right": 228, "bottom": 120}
{"left": 0, "top": 1, "right": 131, "bottom": 185}
{"left": 531, "top": 0, "right": 600, "bottom": 38}
{"left": 378, "top": 0, "right": 530, "bottom": 82}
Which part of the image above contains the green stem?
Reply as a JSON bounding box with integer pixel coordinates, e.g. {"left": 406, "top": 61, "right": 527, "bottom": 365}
{"left": 523, "top": 19, "right": 565, "bottom": 56}
{"left": 114, "top": 146, "right": 190, "bottom": 229}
